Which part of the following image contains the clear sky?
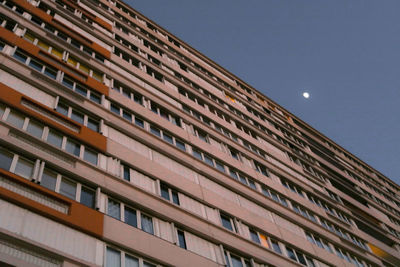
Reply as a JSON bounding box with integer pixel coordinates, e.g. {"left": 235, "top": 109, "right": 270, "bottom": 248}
{"left": 127, "top": 0, "right": 400, "bottom": 185}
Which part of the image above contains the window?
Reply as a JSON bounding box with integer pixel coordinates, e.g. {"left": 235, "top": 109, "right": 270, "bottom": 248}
{"left": 125, "top": 206, "right": 137, "bottom": 228}
{"left": 250, "top": 229, "right": 260, "bottom": 244}
{"left": 150, "top": 125, "right": 161, "bottom": 137}
{"left": 163, "top": 133, "right": 173, "bottom": 144}
{"left": 123, "top": 165, "right": 130, "bottom": 181}
{"left": 160, "top": 183, "right": 170, "bottom": 200}
{"left": 47, "top": 130, "right": 63, "bottom": 148}
{"left": 80, "top": 187, "right": 95, "bottom": 208}
{"left": 26, "top": 120, "right": 44, "bottom": 139}
{"left": 141, "top": 214, "right": 154, "bottom": 234}
{"left": 0, "top": 148, "right": 13, "bottom": 171}
{"left": 14, "top": 158, "right": 34, "bottom": 179}
{"left": 271, "top": 240, "right": 282, "bottom": 254}
{"left": 135, "top": 117, "right": 144, "bottom": 128}
{"left": 175, "top": 140, "right": 186, "bottom": 151}
{"left": 160, "top": 183, "right": 180, "bottom": 205}
{"left": 71, "top": 110, "right": 84, "bottom": 124}
{"left": 40, "top": 170, "right": 57, "bottom": 191}
{"left": 106, "top": 247, "right": 121, "bottom": 267}
{"left": 172, "top": 191, "right": 180, "bottom": 205}
{"left": 177, "top": 230, "right": 186, "bottom": 249}
{"left": 125, "top": 255, "right": 139, "bottom": 267}
{"left": 59, "top": 179, "right": 76, "bottom": 200}
{"left": 7, "top": 111, "right": 25, "bottom": 128}
{"left": 66, "top": 139, "right": 81, "bottom": 157}
{"left": 84, "top": 148, "right": 98, "bottom": 165}
{"left": 108, "top": 199, "right": 121, "bottom": 220}
{"left": 220, "top": 213, "right": 235, "bottom": 232}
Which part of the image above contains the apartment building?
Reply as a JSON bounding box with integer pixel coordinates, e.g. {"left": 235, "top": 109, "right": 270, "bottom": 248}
{"left": 0, "top": 0, "right": 399, "bottom": 266}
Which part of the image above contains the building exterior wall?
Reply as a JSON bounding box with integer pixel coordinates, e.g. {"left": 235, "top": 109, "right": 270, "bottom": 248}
{"left": 0, "top": 0, "right": 399, "bottom": 266}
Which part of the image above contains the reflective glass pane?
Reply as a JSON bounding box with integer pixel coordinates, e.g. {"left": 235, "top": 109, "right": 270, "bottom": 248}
{"left": 41, "top": 170, "right": 57, "bottom": 191}
{"left": 14, "top": 158, "right": 34, "bottom": 179}
{"left": 66, "top": 139, "right": 80, "bottom": 156}
{"left": 7, "top": 111, "right": 25, "bottom": 128}
{"left": 106, "top": 247, "right": 120, "bottom": 267}
{"left": 124, "top": 206, "right": 137, "bottom": 228}
{"left": 125, "top": 255, "right": 139, "bottom": 267}
{"left": 27, "top": 120, "right": 44, "bottom": 139}
{"left": 59, "top": 179, "right": 76, "bottom": 199}
{"left": 80, "top": 187, "right": 95, "bottom": 208}
{"left": 47, "top": 130, "right": 63, "bottom": 148}
{"left": 84, "top": 148, "right": 98, "bottom": 165}
{"left": 0, "top": 149, "right": 13, "bottom": 171}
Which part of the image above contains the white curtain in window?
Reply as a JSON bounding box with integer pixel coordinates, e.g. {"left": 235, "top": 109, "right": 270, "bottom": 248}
{"left": 106, "top": 247, "right": 120, "bottom": 267}
{"left": 156, "top": 218, "right": 173, "bottom": 242}
{"left": 141, "top": 215, "right": 154, "bottom": 234}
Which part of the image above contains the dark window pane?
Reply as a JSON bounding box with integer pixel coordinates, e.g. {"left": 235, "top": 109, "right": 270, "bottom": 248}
{"left": 286, "top": 248, "right": 297, "bottom": 261}
{"left": 56, "top": 103, "right": 69, "bottom": 116}
{"left": 172, "top": 191, "right": 180, "bottom": 205}
{"left": 90, "top": 92, "right": 101, "bottom": 104}
{"left": 192, "top": 149, "right": 202, "bottom": 160}
{"left": 111, "top": 104, "right": 120, "bottom": 114}
{"left": 215, "top": 161, "right": 225, "bottom": 172}
{"left": 13, "top": 50, "right": 27, "bottom": 63}
{"left": 271, "top": 240, "right": 282, "bottom": 254}
{"left": 221, "top": 214, "right": 233, "bottom": 231}
{"left": 44, "top": 67, "right": 57, "bottom": 79}
{"left": 29, "top": 59, "right": 43, "bottom": 71}
{"left": 123, "top": 165, "right": 130, "bottom": 181}
{"left": 80, "top": 187, "right": 95, "bottom": 208}
{"left": 250, "top": 230, "right": 260, "bottom": 244}
{"left": 160, "top": 184, "right": 170, "bottom": 200}
{"left": 47, "top": 130, "right": 63, "bottom": 148}
{"left": 60, "top": 179, "right": 76, "bottom": 199}
{"left": 40, "top": 170, "right": 57, "bottom": 191}
{"left": 122, "top": 110, "right": 132, "bottom": 122}
{"left": 0, "top": 149, "right": 13, "bottom": 171}
{"left": 75, "top": 84, "right": 87, "bottom": 96}
{"left": 84, "top": 148, "right": 98, "bottom": 165}
{"left": 150, "top": 126, "right": 161, "bottom": 137}
{"left": 87, "top": 118, "right": 99, "bottom": 132}
{"left": 230, "top": 255, "right": 243, "bottom": 267}
{"left": 177, "top": 230, "right": 186, "bottom": 249}
{"left": 66, "top": 139, "right": 80, "bottom": 156}
{"left": 135, "top": 117, "right": 144, "bottom": 128}
{"left": 71, "top": 110, "right": 84, "bottom": 124}
{"left": 125, "top": 206, "right": 137, "bottom": 228}
{"left": 163, "top": 133, "right": 173, "bottom": 144}
{"left": 204, "top": 155, "right": 214, "bottom": 166}
{"left": 62, "top": 77, "right": 74, "bottom": 89}
{"left": 7, "top": 111, "right": 25, "bottom": 128}
{"left": 175, "top": 140, "right": 186, "bottom": 151}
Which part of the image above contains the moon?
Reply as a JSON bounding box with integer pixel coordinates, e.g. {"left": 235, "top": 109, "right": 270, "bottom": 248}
{"left": 303, "top": 92, "right": 310, "bottom": 99}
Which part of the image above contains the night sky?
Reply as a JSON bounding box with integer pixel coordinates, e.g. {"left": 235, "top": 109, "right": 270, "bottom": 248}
{"left": 127, "top": 1, "right": 400, "bottom": 185}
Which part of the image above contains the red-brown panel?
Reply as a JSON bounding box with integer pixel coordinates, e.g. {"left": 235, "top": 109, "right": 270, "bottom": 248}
{"left": 0, "top": 83, "right": 107, "bottom": 153}
{"left": 0, "top": 27, "right": 109, "bottom": 96}
{"left": 0, "top": 169, "right": 104, "bottom": 238}
{"left": 11, "top": 0, "right": 111, "bottom": 59}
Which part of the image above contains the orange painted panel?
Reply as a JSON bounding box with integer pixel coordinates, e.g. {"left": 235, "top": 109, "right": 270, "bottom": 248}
{"left": 0, "top": 169, "right": 103, "bottom": 238}
{"left": 0, "top": 83, "right": 107, "bottom": 153}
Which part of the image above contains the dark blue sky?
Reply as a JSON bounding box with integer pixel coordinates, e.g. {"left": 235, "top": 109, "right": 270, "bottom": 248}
{"left": 128, "top": 1, "right": 400, "bottom": 185}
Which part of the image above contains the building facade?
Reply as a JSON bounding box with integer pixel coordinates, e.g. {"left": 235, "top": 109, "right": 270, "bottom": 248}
{"left": 0, "top": 0, "right": 399, "bottom": 266}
